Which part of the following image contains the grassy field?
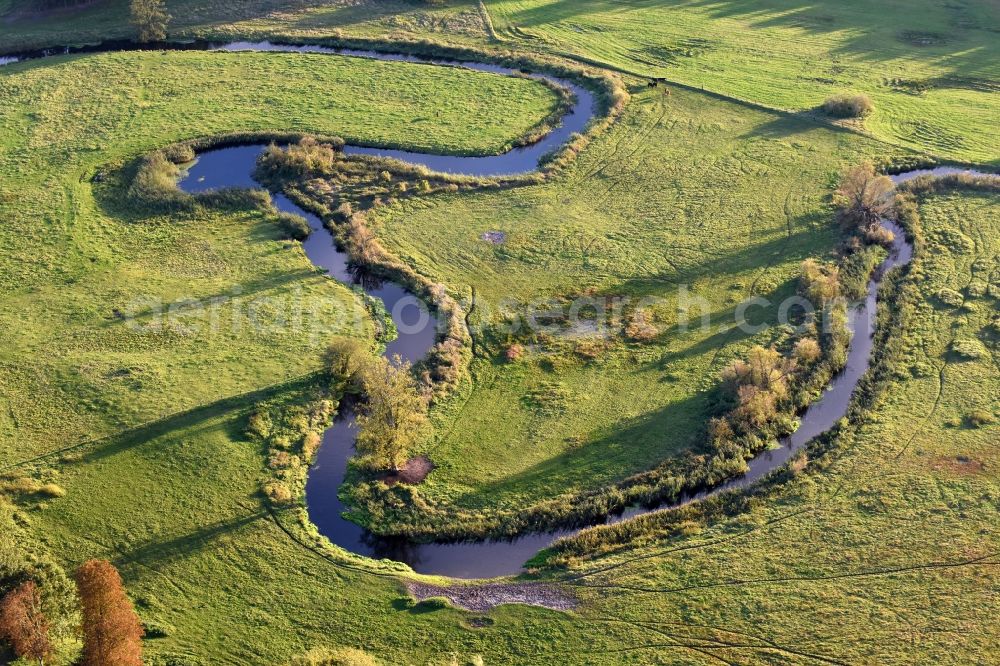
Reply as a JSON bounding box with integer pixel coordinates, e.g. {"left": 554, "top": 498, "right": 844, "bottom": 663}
{"left": 0, "top": 0, "right": 493, "bottom": 51}
{"left": 3, "top": 1, "right": 997, "bottom": 165}
{"left": 0, "top": 49, "right": 560, "bottom": 464}
{"left": 17, "top": 175, "right": 999, "bottom": 663}
{"left": 540, "top": 186, "right": 1000, "bottom": 664}
{"left": 0, "top": 3, "right": 997, "bottom": 665}
{"left": 361, "top": 82, "right": 899, "bottom": 521}
{"left": 485, "top": 0, "right": 1000, "bottom": 164}
{"left": 0, "top": 47, "right": 586, "bottom": 663}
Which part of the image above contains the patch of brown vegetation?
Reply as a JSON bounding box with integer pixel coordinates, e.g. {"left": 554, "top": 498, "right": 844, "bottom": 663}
{"left": 383, "top": 455, "right": 434, "bottom": 485}
{"left": 931, "top": 455, "right": 985, "bottom": 477}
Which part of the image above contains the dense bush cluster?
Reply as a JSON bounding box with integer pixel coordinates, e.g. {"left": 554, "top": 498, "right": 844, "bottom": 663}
{"left": 274, "top": 211, "right": 312, "bottom": 241}
{"left": 822, "top": 92, "right": 875, "bottom": 118}
{"left": 127, "top": 151, "right": 194, "bottom": 213}
{"left": 896, "top": 171, "right": 1000, "bottom": 197}
{"left": 257, "top": 137, "right": 343, "bottom": 180}
{"left": 247, "top": 393, "right": 337, "bottom": 506}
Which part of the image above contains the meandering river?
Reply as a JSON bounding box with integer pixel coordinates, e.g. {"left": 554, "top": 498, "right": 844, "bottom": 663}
{"left": 4, "top": 41, "right": 990, "bottom": 578}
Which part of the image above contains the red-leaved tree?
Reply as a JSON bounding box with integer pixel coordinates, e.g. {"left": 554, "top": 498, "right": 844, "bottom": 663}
{"left": 0, "top": 580, "right": 53, "bottom": 665}
{"left": 74, "top": 560, "right": 142, "bottom": 666}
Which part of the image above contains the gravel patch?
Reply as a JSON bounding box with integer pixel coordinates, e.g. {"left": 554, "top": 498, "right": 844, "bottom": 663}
{"left": 480, "top": 230, "right": 507, "bottom": 244}
{"left": 406, "top": 581, "right": 577, "bottom": 612}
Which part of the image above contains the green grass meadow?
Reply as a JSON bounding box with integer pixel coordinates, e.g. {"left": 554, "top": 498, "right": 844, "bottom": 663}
{"left": 548, "top": 187, "right": 1000, "bottom": 664}
{"left": 370, "top": 83, "right": 900, "bottom": 514}
{"left": 0, "top": 47, "right": 583, "bottom": 663}
{"left": 0, "top": 0, "right": 494, "bottom": 51}
{"left": 0, "top": 49, "right": 560, "bottom": 462}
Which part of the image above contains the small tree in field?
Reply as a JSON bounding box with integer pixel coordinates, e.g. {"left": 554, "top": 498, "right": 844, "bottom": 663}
{"left": 0, "top": 581, "right": 52, "bottom": 665}
{"left": 356, "top": 355, "right": 428, "bottom": 472}
{"left": 835, "top": 162, "right": 895, "bottom": 228}
{"left": 75, "top": 560, "right": 142, "bottom": 666}
{"left": 130, "top": 0, "right": 169, "bottom": 42}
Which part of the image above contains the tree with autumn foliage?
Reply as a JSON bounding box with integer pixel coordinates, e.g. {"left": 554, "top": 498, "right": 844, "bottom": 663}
{"left": 0, "top": 580, "right": 53, "bottom": 665}
{"left": 722, "top": 346, "right": 795, "bottom": 399}
{"left": 720, "top": 345, "right": 800, "bottom": 433}
{"left": 74, "top": 560, "right": 142, "bottom": 666}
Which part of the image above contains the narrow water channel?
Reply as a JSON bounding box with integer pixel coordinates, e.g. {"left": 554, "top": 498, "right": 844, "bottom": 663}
{"left": 5, "top": 41, "right": 990, "bottom": 578}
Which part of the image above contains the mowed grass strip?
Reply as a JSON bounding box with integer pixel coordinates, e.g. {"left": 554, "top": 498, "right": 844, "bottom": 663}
{"left": 486, "top": 0, "right": 1000, "bottom": 164}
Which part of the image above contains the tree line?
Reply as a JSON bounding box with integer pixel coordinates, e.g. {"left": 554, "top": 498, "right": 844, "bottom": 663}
{"left": 1, "top": 559, "right": 142, "bottom": 665}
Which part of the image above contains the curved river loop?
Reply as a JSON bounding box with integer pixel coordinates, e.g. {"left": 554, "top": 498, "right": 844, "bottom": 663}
{"left": 3, "top": 41, "right": 994, "bottom": 579}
